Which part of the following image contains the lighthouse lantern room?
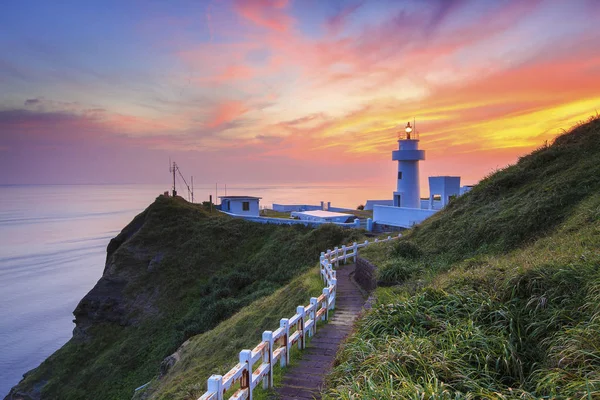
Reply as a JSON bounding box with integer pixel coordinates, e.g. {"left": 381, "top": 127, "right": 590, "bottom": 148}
{"left": 391, "top": 122, "right": 426, "bottom": 208}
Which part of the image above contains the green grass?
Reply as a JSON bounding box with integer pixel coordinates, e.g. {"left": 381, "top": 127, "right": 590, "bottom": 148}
{"left": 12, "top": 196, "right": 363, "bottom": 400}
{"left": 260, "top": 209, "right": 292, "bottom": 218}
{"left": 324, "top": 117, "right": 600, "bottom": 399}
{"left": 143, "top": 267, "right": 327, "bottom": 400}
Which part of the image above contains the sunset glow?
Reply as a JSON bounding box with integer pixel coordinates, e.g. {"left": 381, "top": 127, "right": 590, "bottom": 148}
{"left": 1, "top": 0, "right": 599, "bottom": 190}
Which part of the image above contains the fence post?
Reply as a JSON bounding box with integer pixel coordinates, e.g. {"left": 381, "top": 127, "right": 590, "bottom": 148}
{"left": 388, "top": 235, "right": 391, "bottom": 241}
{"left": 329, "top": 278, "right": 337, "bottom": 310}
{"left": 310, "top": 297, "right": 318, "bottom": 336}
{"left": 367, "top": 218, "right": 373, "bottom": 232}
{"left": 322, "top": 287, "right": 330, "bottom": 321}
{"left": 354, "top": 218, "right": 360, "bottom": 228}
{"left": 262, "top": 331, "right": 274, "bottom": 389}
{"left": 341, "top": 245, "right": 347, "bottom": 264}
{"left": 297, "top": 305, "right": 306, "bottom": 350}
{"left": 207, "top": 375, "right": 223, "bottom": 400}
{"left": 320, "top": 253, "right": 325, "bottom": 282}
{"left": 239, "top": 349, "right": 253, "bottom": 400}
{"left": 334, "top": 247, "right": 339, "bottom": 267}
{"left": 353, "top": 242, "right": 358, "bottom": 263}
{"left": 280, "top": 318, "right": 289, "bottom": 367}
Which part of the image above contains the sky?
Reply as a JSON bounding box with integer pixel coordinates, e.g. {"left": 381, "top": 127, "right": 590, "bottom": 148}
{"left": 1, "top": 0, "right": 599, "bottom": 193}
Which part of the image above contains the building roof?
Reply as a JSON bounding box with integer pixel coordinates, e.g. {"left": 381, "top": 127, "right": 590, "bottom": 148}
{"left": 292, "top": 210, "right": 350, "bottom": 219}
{"left": 218, "top": 196, "right": 262, "bottom": 200}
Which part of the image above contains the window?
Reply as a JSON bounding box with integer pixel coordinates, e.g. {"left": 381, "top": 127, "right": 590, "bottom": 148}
{"left": 242, "top": 201, "right": 250, "bottom": 211}
{"left": 398, "top": 171, "right": 403, "bottom": 180}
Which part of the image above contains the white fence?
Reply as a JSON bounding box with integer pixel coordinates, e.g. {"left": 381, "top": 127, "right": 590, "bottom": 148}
{"left": 198, "top": 234, "right": 402, "bottom": 400}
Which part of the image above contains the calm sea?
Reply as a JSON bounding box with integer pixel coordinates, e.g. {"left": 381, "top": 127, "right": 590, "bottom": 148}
{"left": 0, "top": 183, "right": 389, "bottom": 396}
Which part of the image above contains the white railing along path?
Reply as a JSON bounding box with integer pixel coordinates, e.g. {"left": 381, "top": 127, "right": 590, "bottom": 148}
{"left": 197, "top": 234, "right": 402, "bottom": 400}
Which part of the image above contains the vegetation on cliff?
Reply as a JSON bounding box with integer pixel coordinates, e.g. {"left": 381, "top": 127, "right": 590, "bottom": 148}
{"left": 325, "top": 117, "right": 600, "bottom": 398}
{"left": 7, "top": 196, "right": 362, "bottom": 400}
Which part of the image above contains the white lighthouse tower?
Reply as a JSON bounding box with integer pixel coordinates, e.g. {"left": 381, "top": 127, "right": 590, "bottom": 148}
{"left": 391, "top": 122, "right": 425, "bottom": 208}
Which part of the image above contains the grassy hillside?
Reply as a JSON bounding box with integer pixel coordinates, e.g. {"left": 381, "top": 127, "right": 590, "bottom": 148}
{"left": 324, "top": 117, "right": 600, "bottom": 399}
{"left": 8, "top": 196, "right": 362, "bottom": 400}
{"left": 143, "top": 266, "right": 326, "bottom": 400}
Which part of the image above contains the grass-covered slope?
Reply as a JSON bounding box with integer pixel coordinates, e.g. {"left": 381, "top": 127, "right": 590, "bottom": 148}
{"left": 143, "top": 267, "right": 326, "bottom": 400}
{"left": 7, "top": 196, "right": 362, "bottom": 400}
{"left": 325, "top": 117, "right": 600, "bottom": 399}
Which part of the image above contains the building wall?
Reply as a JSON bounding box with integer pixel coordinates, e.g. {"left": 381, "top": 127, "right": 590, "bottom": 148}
{"left": 420, "top": 199, "right": 443, "bottom": 210}
{"left": 428, "top": 176, "right": 461, "bottom": 208}
{"left": 373, "top": 205, "right": 437, "bottom": 228}
{"left": 272, "top": 204, "right": 351, "bottom": 212}
{"left": 225, "top": 199, "right": 260, "bottom": 216}
{"left": 365, "top": 200, "right": 394, "bottom": 210}
{"left": 272, "top": 204, "right": 321, "bottom": 212}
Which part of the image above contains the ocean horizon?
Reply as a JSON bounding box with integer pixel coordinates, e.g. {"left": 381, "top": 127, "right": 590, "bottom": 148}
{"left": 0, "top": 183, "right": 389, "bottom": 397}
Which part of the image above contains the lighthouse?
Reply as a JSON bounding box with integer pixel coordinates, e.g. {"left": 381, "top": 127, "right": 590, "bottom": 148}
{"left": 391, "top": 122, "right": 425, "bottom": 208}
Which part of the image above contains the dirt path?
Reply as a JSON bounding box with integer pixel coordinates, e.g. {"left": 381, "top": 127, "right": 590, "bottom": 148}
{"left": 275, "top": 264, "right": 365, "bottom": 400}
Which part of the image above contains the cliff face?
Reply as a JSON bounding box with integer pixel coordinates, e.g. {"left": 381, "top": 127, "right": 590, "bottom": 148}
{"left": 5, "top": 196, "right": 362, "bottom": 400}
{"left": 72, "top": 208, "right": 153, "bottom": 341}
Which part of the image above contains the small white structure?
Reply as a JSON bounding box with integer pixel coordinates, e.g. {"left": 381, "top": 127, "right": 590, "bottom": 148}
{"left": 219, "top": 196, "right": 261, "bottom": 217}
{"left": 392, "top": 122, "right": 425, "bottom": 208}
{"left": 428, "top": 176, "right": 461, "bottom": 209}
{"left": 291, "top": 210, "right": 352, "bottom": 223}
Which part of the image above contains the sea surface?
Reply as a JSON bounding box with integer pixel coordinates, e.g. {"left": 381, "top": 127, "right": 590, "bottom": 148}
{"left": 0, "top": 183, "right": 388, "bottom": 397}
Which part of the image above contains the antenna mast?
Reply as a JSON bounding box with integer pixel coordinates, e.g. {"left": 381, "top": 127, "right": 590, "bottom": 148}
{"left": 169, "top": 158, "right": 177, "bottom": 196}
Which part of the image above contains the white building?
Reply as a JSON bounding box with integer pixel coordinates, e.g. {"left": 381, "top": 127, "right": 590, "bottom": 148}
{"left": 291, "top": 210, "right": 352, "bottom": 223}
{"left": 370, "top": 122, "right": 472, "bottom": 229}
{"left": 219, "top": 196, "right": 261, "bottom": 217}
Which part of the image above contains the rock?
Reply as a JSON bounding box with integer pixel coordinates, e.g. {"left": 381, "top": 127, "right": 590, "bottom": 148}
{"left": 147, "top": 253, "right": 164, "bottom": 272}
{"left": 159, "top": 353, "right": 180, "bottom": 377}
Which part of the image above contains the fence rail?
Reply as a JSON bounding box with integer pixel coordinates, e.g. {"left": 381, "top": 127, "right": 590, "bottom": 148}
{"left": 198, "top": 234, "right": 402, "bottom": 400}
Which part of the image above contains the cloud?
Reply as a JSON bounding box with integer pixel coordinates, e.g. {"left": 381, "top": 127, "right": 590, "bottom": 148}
{"left": 205, "top": 100, "right": 249, "bottom": 128}
{"left": 24, "top": 98, "right": 41, "bottom": 106}
{"left": 233, "top": 0, "right": 294, "bottom": 32}
{"left": 325, "top": 1, "right": 364, "bottom": 35}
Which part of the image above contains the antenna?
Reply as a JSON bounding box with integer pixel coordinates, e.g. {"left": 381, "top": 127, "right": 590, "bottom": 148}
{"left": 169, "top": 159, "right": 195, "bottom": 200}
{"left": 169, "top": 158, "right": 177, "bottom": 196}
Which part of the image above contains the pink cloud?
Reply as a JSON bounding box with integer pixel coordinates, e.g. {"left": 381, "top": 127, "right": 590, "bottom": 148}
{"left": 205, "top": 100, "right": 249, "bottom": 128}
{"left": 233, "top": 0, "right": 294, "bottom": 32}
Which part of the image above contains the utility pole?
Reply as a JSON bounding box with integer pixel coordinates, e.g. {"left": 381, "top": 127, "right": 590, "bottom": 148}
{"left": 191, "top": 176, "right": 194, "bottom": 203}
{"left": 169, "top": 159, "right": 177, "bottom": 197}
